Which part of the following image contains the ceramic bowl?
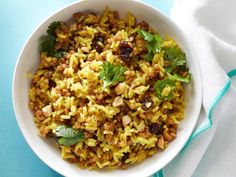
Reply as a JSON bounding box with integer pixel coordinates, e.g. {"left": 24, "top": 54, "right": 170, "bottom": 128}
{"left": 12, "top": 0, "right": 202, "bottom": 176}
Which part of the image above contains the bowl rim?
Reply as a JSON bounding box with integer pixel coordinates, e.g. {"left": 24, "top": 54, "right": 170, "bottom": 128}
{"left": 12, "top": 0, "right": 203, "bottom": 176}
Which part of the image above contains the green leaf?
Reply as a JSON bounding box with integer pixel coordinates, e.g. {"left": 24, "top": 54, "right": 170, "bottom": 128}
{"left": 39, "top": 35, "right": 56, "bottom": 55}
{"left": 154, "top": 45, "right": 191, "bottom": 100}
{"left": 47, "top": 21, "right": 61, "bottom": 36}
{"left": 164, "top": 46, "right": 186, "bottom": 73}
{"left": 138, "top": 29, "right": 162, "bottom": 61}
{"left": 154, "top": 78, "right": 176, "bottom": 100}
{"left": 138, "top": 29, "right": 153, "bottom": 42}
{"left": 55, "top": 125, "right": 84, "bottom": 146}
{"left": 99, "top": 61, "right": 126, "bottom": 88}
{"left": 166, "top": 59, "right": 186, "bottom": 73}
{"left": 39, "top": 21, "right": 65, "bottom": 58}
{"left": 168, "top": 73, "right": 191, "bottom": 83}
{"left": 154, "top": 73, "right": 191, "bottom": 100}
{"left": 53, "top": 51, "right": 66, "bottom": 58}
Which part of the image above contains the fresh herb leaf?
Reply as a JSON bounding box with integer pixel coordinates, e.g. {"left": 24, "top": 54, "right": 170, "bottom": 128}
{"left": 164, "top": 46, "right": 186, "bottom": 73}
{"left": 47, "top": 21, "right": 61, "bottom": 36}
{"left": 53, "top": 51, "right": 67, "bottom": 58}
{"left": 55, "top": 125, "right": 84, "bottom": 146}
{"left": 39, "top": 35, "right": 56, "bottom": 55}
{"left": 168, "top": 73, "right": 191, "bottom": 83}
{"left": 154, "top": 78, "right": 176, "bottom": 100}
{"left": 138, "top": 29, "right": 162, "bottom": 61}
{"left": 39, "top": 21, "right": 65, "bottom": 58}
{"left": 138, "top": 29, "right": 154, "bottom": 42}
{"left": 154, "top": 73, "right": 191, "bottom": 100}
{"left": 154, "top": 43, "right": 191, "bottom": 100}
{"left": 99, "top": 61, "right": 127, "bottom": 88}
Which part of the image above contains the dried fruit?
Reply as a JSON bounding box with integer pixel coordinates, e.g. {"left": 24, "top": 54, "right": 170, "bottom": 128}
{"left": 121, "top": 152, "right": 130, "bottom": 162}
{"left": 92, "top": 35, "right": 104, "bottom": 53}
{"left": 149, "top": 123, "right": 163, "bottom": 135}
{"left": 119, "top": 41, "right": 133, "bottom": 61}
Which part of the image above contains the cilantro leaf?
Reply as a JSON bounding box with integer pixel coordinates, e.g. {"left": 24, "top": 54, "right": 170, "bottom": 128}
{"left": 55, "top": 125, "right": 84, "bottom": 146}
{"left": 164, "top": 46, "right": 186, "bottom": 73}
{"left": 154, "top": 43, "right": 191, "bottom": 100}
{"left": 53, "top": 51, "right": 67, "bottom": 58}
{"left": 138, "top": 29, "right": 162, "bottom": 61}
{"left": 154, "top": 73, "right": 191, "bottom": 100}
{"left": 39, "top": 35, "right": 56, "bottom": 55}
{"left": 47, "top": 21, "right": 61, "bottom": 36}
{"left": 154, "top": 78, "right": 176, "bottom": 100}
{"left": 168, "top": 73, "right": 191, "bottom": 83}
{"left": 39, "top": 21, "right": 66, "bottom": 58}
{"left": 99, "top": 61, "right": 127, "bottom": 88}
{"left": 138, "top": 29, "right": 153, "bottom": 42}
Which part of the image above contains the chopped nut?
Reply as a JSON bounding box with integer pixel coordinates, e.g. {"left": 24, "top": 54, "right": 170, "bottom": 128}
{"left": 113, "top": 96, "right": 124, "bottom": 107}
{"left": 81, "top": 47, "right": 89, "bottom": 53}
{"left": 122, "top": 115, "right": 131, "bottom": 127}
{"left": 157, "top": 135, "right": 165, "bottom": 150}
{"left": 42, "top": 105, "right": 52, "bottom": 117}
{"left": 115, "top": 83, "right": 127, "bottom": 95}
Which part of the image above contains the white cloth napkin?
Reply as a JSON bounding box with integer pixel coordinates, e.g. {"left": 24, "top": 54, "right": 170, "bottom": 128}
{"left": 155, "top": 0, "right": 236, "bottom": 177}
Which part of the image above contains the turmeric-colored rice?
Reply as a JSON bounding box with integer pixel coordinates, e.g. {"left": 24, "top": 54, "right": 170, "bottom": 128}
{"left": 29, "top": 7, "right": 190, "bottom": 169}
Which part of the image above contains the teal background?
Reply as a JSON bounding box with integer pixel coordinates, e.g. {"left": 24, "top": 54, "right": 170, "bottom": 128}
{"left": 0, "top": 0, "right": 173, "bottom": 176}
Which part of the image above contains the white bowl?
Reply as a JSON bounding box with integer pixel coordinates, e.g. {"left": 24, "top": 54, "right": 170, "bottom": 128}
{"left": 12, "top": 0, "right": 202, "bottom": 176}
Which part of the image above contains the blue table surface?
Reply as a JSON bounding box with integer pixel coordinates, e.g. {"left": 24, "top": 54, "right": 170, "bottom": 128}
{"left": 0, "top": 0, "right": 173, "bottom": 176}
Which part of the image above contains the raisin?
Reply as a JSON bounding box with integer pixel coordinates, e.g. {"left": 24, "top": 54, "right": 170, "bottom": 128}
{"left": 149, "top": 87, "right": 155, "bottom": 92}
{"left": 149, "top": 123, "right": 163, "bottom": 135}
{"left": 92, "top": 35, "right": 104, "bottom": 53}
{"left": 137, "top": 20, "right": 149, "bottom": 31}
{"left": 49, "top": 79, "right": 56, "bottom": 88}
{"left": 121, "top": 152, "right": 129, "bottom": 162}
{"left": 120, "top": 104, "right": 130, "bottom": 114}
{"left": 119, "top": 41, "right": 133, "bottom": 61}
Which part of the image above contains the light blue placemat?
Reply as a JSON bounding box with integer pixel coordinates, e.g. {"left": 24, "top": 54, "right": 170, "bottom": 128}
{"left": 0, "top": 0, "right": 173, "bottom": 176}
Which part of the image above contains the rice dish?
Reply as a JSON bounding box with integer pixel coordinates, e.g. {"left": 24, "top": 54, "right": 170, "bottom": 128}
{"left": 29, "top": 7, "right": 191, "bottom": 169}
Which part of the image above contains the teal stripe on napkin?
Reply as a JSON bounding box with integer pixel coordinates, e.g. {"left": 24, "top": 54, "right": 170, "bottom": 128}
{"left": 227, "top": 69, "right": 236, "bottom": 78}
{"left": 153, "top": 68, "right": 236, "bottom": 177}
{"left": 188, "top": 68, "right": 236, "bottom": 141}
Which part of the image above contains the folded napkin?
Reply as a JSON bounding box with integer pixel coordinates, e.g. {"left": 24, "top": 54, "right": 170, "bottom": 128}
{"left": 153, "top": 0, "right": 236, "bottom": 176}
